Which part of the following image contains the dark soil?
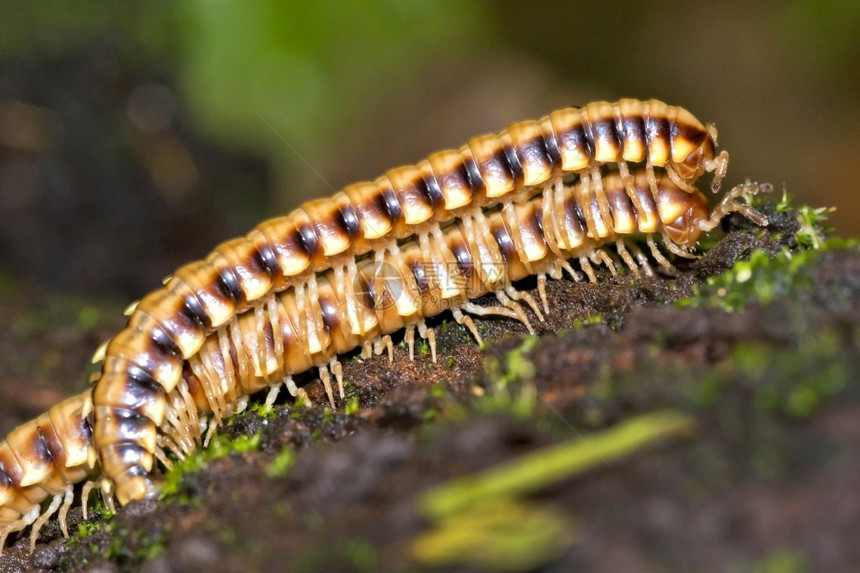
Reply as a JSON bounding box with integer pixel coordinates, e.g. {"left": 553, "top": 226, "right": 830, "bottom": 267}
{"left": 1, "top": 204, "right": 859, "bottom": 573}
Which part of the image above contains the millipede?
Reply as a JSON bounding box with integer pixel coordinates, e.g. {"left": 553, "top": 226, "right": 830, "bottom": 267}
{"left": 0, "top": 99, "right": 756, "bottom": 553}
{"left": 89, "top": 99, "right": 730, "bottom": 503}
{"left": 0, "top": 164, "right": 768, "bottom": 552}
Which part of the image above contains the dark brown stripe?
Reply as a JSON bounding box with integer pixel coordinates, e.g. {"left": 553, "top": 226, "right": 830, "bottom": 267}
{"left": 28, "top": 429, "right": 53, "bottom": 466}
{"left": 448, "top": 238, "right": 474, "bottom": 280}
{"left": 408, "top": 259, "right": 430, "bottom": 295}
{"left": 621, "top": 115, "right": 646, "bottom": 148}
{"left": 0, "top": 467, "right": 12, "bottom": 490}
{"left": 645, "top": 114, "right": 670, "bottom": 147}
{"left": 591, "top": 117, "right": 619, "bottom": 149}
{"left": 318, "top": 292, "right": 339, "bottom": 336}
{"left": 183, "top": 294, "right": 209, "bottom": 329}
{"left": 380, "top": 185, "right": 403, "bottom": 225}
{"left": 502, "top": 143, "right": 524, "bottom": 186}
{"left": 490, "top": 222, "right": 515, "bottom": 262}
{"left": 541, "top": 130, "right": 562, "bottom": 171}
{"left": 560, "top": 121, "right": 593, "bottom": 158}
{"left": 462, "top": 155, "right": 485, "bottom": 196}
{"left": 420, "top": 171, "right": 444, "bottom": 209}
{"left": 217, "top": 267, "right": 241, "bottom": 303}
{"left": 670, "top": 119, "right": 707, "bottom": 149}
{"left": 564, "top": 194, "right": 587, "bottom": 231}
{"left": 338, "top": 201, "right": 361, "bottom": 240}
{"left": 150, "top": 326, "right": 181, "bottom": 357}
{"left": 295, "top": 221, "right": 320, "bottom": 260}
{"left": 254, "top": 242, "right": 278, "bottom": 278}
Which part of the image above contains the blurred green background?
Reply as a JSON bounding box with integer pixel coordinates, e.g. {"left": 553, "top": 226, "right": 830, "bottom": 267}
{"left": 1, "top": 0, "right": 858, "bottom": 297}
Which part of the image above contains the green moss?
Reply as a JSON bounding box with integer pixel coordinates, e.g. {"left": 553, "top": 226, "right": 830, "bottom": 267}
{"left": 101, "top": 524, "right": 169, "bottom": 566}
{"left": 412, "top": 499, "right": 575, "bottom": 573}
{"left": 678, "top": 238, "right": 859, "bottom": 312}
{"left": 322, "top": 407, "right": 336, "bottom": 425}
{"left": 250, "top": 400, "right": 278, "bottom": 418}
{"left": 342, "top": 539, "right": 378, "bottom": 572}
{"left": 161, "top": 432, "right": 261, "bottom": 499}
{"left": 417, "top": 339, "right": 430, "bottom": 356}
{"left": 344, "top": 396, "right": 360, "bottom": 415}
{"left": 748, "top": 548, "right": 810, "bottom": 573}
{"left": 76, "top": 306, "right": 101, "bottom": 331}
{"left": 481, "top": 335, "right": 538, "bottom": 418}
{"left": 266, "top": 447, "right": 296, "bottom": 478}
{"left": 572, "top": 314, "right": 603, "bottom": 329}
{"left": 732, "top": 331, "right": 847, "bottom": 420}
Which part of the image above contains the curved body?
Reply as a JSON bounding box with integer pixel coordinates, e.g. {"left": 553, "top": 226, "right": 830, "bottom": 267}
{"left": 0, "top": 168, "right": 765, "bottom": 550}
{"left": 92, "top": 100, "right": 727, "bottom": 502}
{"left": 94, "top": 167, "right": 761, "bottom": 505}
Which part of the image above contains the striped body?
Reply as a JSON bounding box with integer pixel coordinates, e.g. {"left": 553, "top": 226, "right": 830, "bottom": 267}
{"left": 93, "top": 100, "right": 727, "bottom": 503}
{"left": 0, "top": 392, "right": 98, "bottom": 549}
{"left": 96, "top": 168, "right": 758, "bottom": 504}
{"left": 0, "top": 168, "right": 766, "bottom": 550}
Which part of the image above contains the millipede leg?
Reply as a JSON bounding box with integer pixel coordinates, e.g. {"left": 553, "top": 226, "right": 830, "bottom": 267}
{"left": 81, "top": 481, "right": 99, "bottom": 520}
{"left": 645, "top": 158, "right": 660, "bottom": 203}
{"left": 295, "top": 387, "right": 311, "bottom": 407}
{"left": 590, "top": 165, "right": 615, "bottom": 236}
{"left": 578, "top": 257, "right": 598, "bottom": 283}
{"left": 263, "top": 385, "right": 282, "bottom": 411}
{"left": 203, "top": 420, "right": 219, "bottom": 448}
{"left": 373, "top": 335, "right": 393, "bottom": 363}
{"left": 417, "top": 321, "right": 436, "bottom": 362}
{"left": 452, "top": 308, "right": 482, "bottom": 346}
{"left": 319, "top": 366, "right": 335, "bottom": 408}
{"left": 103, "top": 487, "right": 117, "bottom": 515}
{"left": 495, "top": 291, "right": 535, "bottom": 333}
{"left": 617, "top": 159, "right": 646, "bottom": 216}
{"left": 630, "top": 243, "right": 654, "bottom": 277}
{"left": 30, "top": 493, "right": 63, "bottom": 548}
{"left": 1, "top": 506, "right": 39, "bottom": 553}
{"left": 661, "top": 232, "right": 697, "bottom": 259}
{"left": 331, "top": 360, "right": 344, "bottom": 397}
{"left": 405, "top": 326, "right": 415, "bottom": 361}
{"left": 577, "top": 173, "right": 600, "bottom": 239}
{"left": 702, "top": 182, "right": 770, "bottom": 231}
{"left": 505, "top": 285, "right": 544, "bottom": 322}
{"left": 665, "top": 163, "right": 694, "bottom": 191}
{"left": 647, "top": 234, "right": 675, "bottom": 269}
{"left": 591, "top": 249, "right": 618, "bottom": 277}
{"left": 562, "top": 259, "right": 580, "bottom": 281}
{"left": 537, "top": 275, "right": 549, "bottom": 314}
{"left": 153, "top": 442, "right": 175, "bottom": 470}
{"left": 615, "top": 240, "right": 640, "bottom": 277}
{"left": 462, "top": 302, "right": 519, "bottom": 322}
{"left": 235, "top": 395, "right": 249, "bottom": 416}
{"left": 160, "top": 412, "right": 191, "bottom": 457}
{"left": 57, "top": 487, "right": 74, "bottom": 538}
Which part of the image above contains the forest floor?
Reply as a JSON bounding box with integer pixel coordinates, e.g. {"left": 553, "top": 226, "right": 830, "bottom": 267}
{"left": 1, "top": 200, "right": 859, "bottom": 573}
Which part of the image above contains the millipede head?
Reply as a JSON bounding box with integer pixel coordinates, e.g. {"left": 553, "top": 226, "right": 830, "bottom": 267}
{"left": 673, "top": 121, "right": 725, "bottom": 192}
{"left": 657, "top": 183, "right": 711, "bottom": 246}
